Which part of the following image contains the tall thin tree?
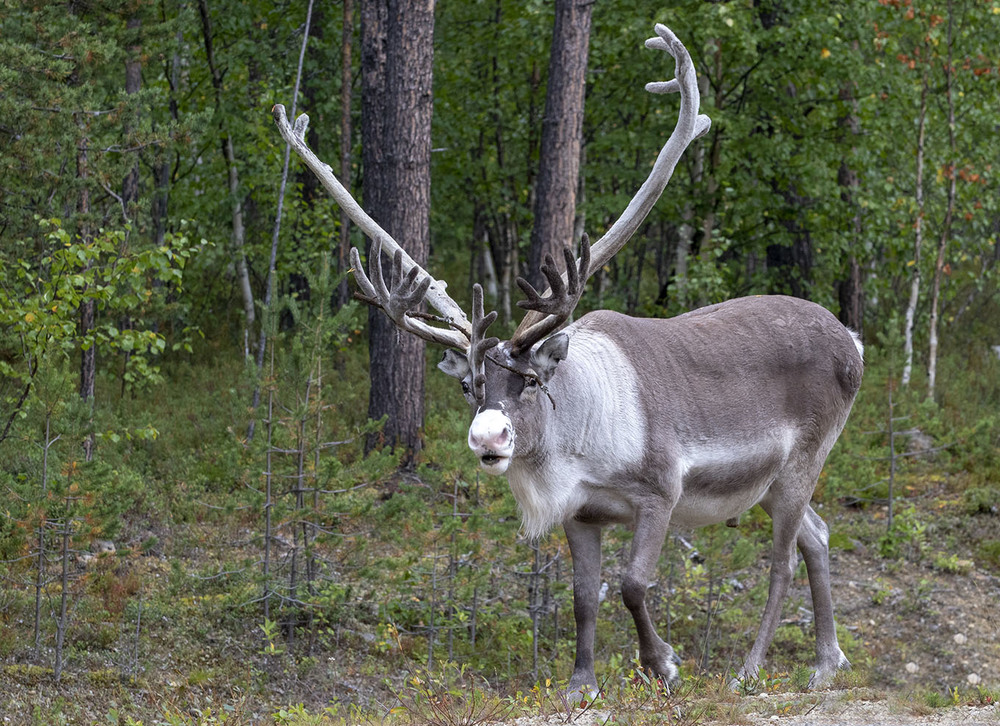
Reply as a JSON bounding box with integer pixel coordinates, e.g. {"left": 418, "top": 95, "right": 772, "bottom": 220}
{"left": 361, "top": 0, "right": 436, "bottom": 462}
{"left": 927, "top": 3, "right": 957, "bottom": 402}
{"left": 248, "top": 0, "right": 316, "bottom": 442}
{"left": 526, "top": 0, "right": 593, "bottom": 292}
{"left": 337, "top": 0, "right": 355, "bottom": 308}
{"left": 901, "top": 74, "right": 929, "bottom": 388}
{"left": 198, "top": 0, "right": 254, "bottom": 354}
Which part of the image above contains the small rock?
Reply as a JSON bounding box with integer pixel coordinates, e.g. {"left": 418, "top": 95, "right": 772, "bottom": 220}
{"left": 968, "top": 673, "right": 981, "bottom": 686}
{"left": 954, "top": 633, "right": 968, "bottom": 645}
{"left": 91, "top": 539, "right": 116, "bottom": 555}
{"left": 905, "top": 662, "right": 919, "bottom": 674}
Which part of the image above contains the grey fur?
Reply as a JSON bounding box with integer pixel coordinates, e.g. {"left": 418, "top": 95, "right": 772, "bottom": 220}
{"left": 441, "top": 295, "right": 863, "bottom": 693}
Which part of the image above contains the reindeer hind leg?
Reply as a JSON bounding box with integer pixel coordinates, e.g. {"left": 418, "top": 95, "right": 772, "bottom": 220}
{"left": 734, "top": 456, "right": 824, "bottom": 688}
{"left": 797, "top": 504, "right": 850, "bottom": 686}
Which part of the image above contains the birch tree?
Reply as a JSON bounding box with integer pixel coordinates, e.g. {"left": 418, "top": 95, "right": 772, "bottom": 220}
{"left": 901, "top": 76, "right": 928, "bottom": 388}
{"left": 926, "top": 6, "right": 957, "bottom": 402}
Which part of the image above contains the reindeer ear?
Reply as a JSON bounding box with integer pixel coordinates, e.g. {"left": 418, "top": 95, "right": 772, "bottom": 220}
{"left": 438, "top": 349, "right": 471, "bottom": 380}
{"left": 531, "top": 333, "right": 569, "bottom": 383}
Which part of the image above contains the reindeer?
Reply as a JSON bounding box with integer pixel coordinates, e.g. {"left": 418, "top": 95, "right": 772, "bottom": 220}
{"left": 273, "top": 23, "right": 863, "bottom": 694}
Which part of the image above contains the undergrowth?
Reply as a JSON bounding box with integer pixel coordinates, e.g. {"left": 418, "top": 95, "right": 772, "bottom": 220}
{"left": 0, "top": 329, "right": 997, "bottom": 723}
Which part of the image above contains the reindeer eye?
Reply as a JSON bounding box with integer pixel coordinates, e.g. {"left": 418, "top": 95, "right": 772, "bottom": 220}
{"left": 461, "top": 381, "right": 471, "bottom": 395}
{"left": 524, "top": 377, "right": 538, "bottom": 389}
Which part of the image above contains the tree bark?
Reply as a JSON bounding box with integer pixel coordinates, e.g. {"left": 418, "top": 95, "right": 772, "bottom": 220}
{"left": 77, "top": 130, "right": 96, "bottom": 462}
{"left": 151, "top": 24, "right": 183, "bottom": 255}
{"left": 526, "top": 0, "right": 592, "bottom": 290}
{"left": 122, "top": 16, "right": 141, "bottom": 213}
{"left": 361, "top": 0, "right": 435, "bottom": 463}
{"left": 835, "top": 80, "right": 864, "bottom": 335}
{"left": 119, "top": 15, "right": 142, "bottom": 397}
{"left": 675, "top": 137, "right": 704, "bottom": 309}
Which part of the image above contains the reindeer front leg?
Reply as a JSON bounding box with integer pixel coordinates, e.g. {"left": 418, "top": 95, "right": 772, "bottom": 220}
{"left": 564, "top": 519, "right": 602, "bottom": 699}
{"left": 622, "top": 500, "right": 680, "bottom": 686}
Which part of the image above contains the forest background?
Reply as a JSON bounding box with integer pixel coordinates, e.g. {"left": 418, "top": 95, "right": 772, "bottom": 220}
{"left": 1, "top": 0, "right": 999, "bottom": 723}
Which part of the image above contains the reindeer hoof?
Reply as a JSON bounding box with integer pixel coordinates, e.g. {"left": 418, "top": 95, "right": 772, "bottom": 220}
{"left": 565, "top": 677, "right": 599, "bottom": 705}
{"left": 809, "top": 653, "right": 851, "bottom": 689}
{"left": 643, "top": 655, "right": 680, "bottom": 688}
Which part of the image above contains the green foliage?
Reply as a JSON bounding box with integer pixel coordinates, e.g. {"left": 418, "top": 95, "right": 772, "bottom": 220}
{"left": 387, "top": 664, "right": 520, "bottom": 726}
{"left": 931, "top": 553, "right": 973, "bottom": 575}
{"left": 877, "top": 504, "right": 927, "bottom": 560}
{"left": 921, "top": 686, "right": 963, "bottom": 709}
{"left": 975, "top": 540, "right": 1000, "bottom": 573}
{"left": 962, "top": 486, "right": 999, "bottom": 516}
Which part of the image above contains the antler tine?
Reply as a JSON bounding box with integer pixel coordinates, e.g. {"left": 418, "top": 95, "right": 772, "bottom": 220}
{"left": 272, "top": 104, "right": 472, "bottom": 342}
{"left": 469, "top": 283, "right": 500, "bottom": 403}
{"left": 509, "top": 234, "right": 591, "bottom": 355}
{"left": 350, "top": 239, "right": 472, "bottom": 350}
{"left": 511, "top": 24, "right": 709, "bottom": 345}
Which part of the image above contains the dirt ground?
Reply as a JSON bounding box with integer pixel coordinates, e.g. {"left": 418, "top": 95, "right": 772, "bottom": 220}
{"left": 506, "top": 696, "right": 1000, "bottom": 726}
{"left": 827, "top": 528, "right": 1000, "bottom": 693}
{"left": 2, "top": 497, "right": 997, "bottom": 725}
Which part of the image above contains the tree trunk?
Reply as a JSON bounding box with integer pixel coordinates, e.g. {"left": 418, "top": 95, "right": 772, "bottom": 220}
{"left": 337, "top": 0, "right": 355, "bottom": 308}
{"left": 361, "top": 0, "right": 435, "bottom": 463}
{"left": 77, "top": 138, "right": 95, "bottom": 406}
{"left": 122, "top": 16, "right": 141, "bottom": 214}
{"left": 118, "top": 15, "right": 142, "bottom": 397}
{"left": 927, "top": 7, "right": 957, "bottom": 403}
{"left": 675, "top": 73, "right": 716, "bottom": 310}
{"left": 837, "top": 257, "right": 863, "bottom": 334}
{"left": 675, "top": 137, "right": 704, "bottom": 310}
{"left": 198, "top": 0, "right": 254, "bottom": 350}
{"left": 151, "top": 25, "right": 182, "bottom": 256}
{"left": 76, "top": 130, "right": 96, "bottom": 462}
{"left": 901, "top": 74, "right": 928, "bottom": 388}
{"left": 526, "top": 0, "right": 592, "bottom": 290}
{"left": 835, "top": 80, "right": 864, "bottom": 335}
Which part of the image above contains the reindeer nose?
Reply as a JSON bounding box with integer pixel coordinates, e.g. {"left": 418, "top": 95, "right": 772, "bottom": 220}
{"left": 470, "top": 425, "right": 508, "bottom": 449}
{"left": 468, "top": 408, "right": 513, "bottom": 453}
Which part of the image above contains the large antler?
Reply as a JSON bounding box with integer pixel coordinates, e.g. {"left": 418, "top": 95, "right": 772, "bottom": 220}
{"left": 349, "top": 240, "right": 473, "bottom": 349}
{"left": 510, "top": 24, "right": 711, "bottom": 351}
{"left": 509, "top": 235, "right": 591, "bottom": 355}
{"left": 271, "top": 105, "right": 473, "bottom": 348}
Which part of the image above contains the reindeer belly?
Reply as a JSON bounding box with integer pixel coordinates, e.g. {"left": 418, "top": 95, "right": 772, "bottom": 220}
{"left": 671, "top": 483, "right": 772, "bottom": 528}
{"left": 670, "top": 431, "right": 795, "bottom": 528}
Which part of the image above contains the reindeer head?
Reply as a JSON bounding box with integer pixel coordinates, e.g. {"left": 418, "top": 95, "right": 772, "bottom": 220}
{"left": 435, "top": 241, "right": 588, "bottom": 472}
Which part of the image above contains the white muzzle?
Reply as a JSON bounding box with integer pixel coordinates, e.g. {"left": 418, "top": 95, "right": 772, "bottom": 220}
{"left": 468, "top": 408, "right": 515, "bottom": 474}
